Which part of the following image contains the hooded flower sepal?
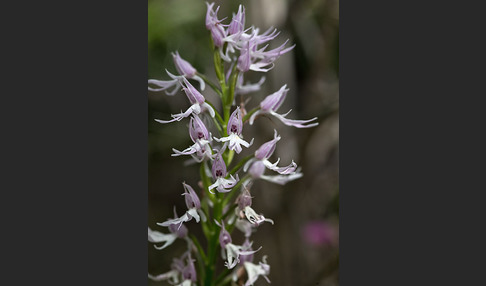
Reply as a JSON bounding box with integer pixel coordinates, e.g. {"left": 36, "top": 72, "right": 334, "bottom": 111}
{"left": 243, "top": 256, "right": 271, "bottom": 286}
{"left": 172, "top": 51, "right": 206, "bottom": 91}
{"left": 208, "top": 152, "right": 240, "bottom": 193}
{"left": 249, "top": 85, "right": 318, "bottom": 128}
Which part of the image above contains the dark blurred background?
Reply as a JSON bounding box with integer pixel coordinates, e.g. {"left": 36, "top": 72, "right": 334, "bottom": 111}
{"left": 148, "top": 0, "right": 339, "bottom": 285}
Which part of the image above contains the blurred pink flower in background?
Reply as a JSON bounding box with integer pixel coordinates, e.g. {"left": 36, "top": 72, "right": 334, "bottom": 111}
{"left": 302, "top": 220, "right": 339, "bottom": 247}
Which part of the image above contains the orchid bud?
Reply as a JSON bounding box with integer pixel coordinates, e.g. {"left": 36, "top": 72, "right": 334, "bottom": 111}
{"left": 172, "top": 51, "right": 196, "bottom": 77}
{"left": 254, "top": 130, "right": 281, "bottom": 160}
{"left": 182, "top": 182, "right": 201, "bottom": 210}
{"left": 227, "top": 107, "right": 243, "bottom": 135}
{"left": 188, "top": 115, "right": 210, "bottom": 143}
{"left": 260, "top": 84, "right": 288, "bottom": 112}
{"left": 212, "top": 153, "right": 227, "bottom": 179}
{"left": 182, "top": 77, "right": 205, "bottom": 105}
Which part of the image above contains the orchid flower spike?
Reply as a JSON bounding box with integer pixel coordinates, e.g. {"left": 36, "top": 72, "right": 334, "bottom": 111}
{"left": 208, "top": 152, "right": 239, "bottom": 193}
{"left": 214, "top": 107, "right": 254, "bottom": 154}
{"left": 172, "top": 115, "right": 214, "bottom": 162}
{"left": 158, "top": 183, "right": 206, "bottom": 228}
{"left": 154, "top": 77, "right": 215, "bottom": 124}
{"left": 249, "top": 85, "right": 319, "bottom": 128}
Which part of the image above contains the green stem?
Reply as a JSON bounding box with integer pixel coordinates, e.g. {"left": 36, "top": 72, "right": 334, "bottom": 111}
{"left": 216, "top": 272, "right": 235, "bottom": 286}
{"left": 190, "top": 234, "right": 207, "bottom": 263}
{"left": 228, "top": 155, "right": 253, "bottom": 176}
{"left": 197, "top": 72, "right": 223, "bottom": 97}
{"left": 242, "top": 106, "right": 260, "bottom": 123}
{"left": 204, "top": 196, "right": 223, "bottom": 286}
{"left": 203, "top": 100, "right": 224, "bottom": 136}
{"left": 214, "top": 266, "right": 233, "bottom": 286}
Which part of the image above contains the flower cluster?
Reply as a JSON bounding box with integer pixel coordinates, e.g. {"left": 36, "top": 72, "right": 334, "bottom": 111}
{"left": 148, "top": 2, "right": 318, "bottom": 286}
